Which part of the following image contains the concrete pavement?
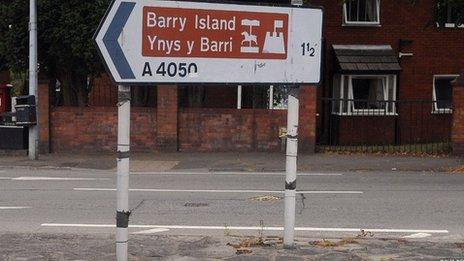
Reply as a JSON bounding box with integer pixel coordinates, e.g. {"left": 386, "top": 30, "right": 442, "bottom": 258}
{"left": 2, "top": 233, "right": 464, "bottom": 260}
{"left": 0, "top": 151, "right": 462, "bottom": 172}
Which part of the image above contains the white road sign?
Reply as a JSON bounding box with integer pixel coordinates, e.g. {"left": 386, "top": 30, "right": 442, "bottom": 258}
{"left": 94, "top": 0, "right": 323, "bottom": 84}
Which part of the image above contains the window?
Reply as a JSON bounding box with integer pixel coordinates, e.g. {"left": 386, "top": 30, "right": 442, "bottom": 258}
{"left": 343, "top": 0, "right": 380, "bottom": 26}
{"left": 433, "top": 75, "right": 458, "bottom": 113}
{"left": 270, "top": 85, "right": 290, "bottom": 110}
{"left": 445, "top": 5, "right": 463, "bottom": 28}
{"left": 178, "top": 86, "right": 238, "bottom": 108}
{"left": 351, "top": 78, "right": 385, "bottom": 110}
{"left": 179, "top": 85, "right": 289, "bottom": 109}
{"left": 332, "top": 74, "right": 397, "bottom": 115}
{"left": 437, "top": 3, "right": 463, "bottom": 28}
{"left": 238, "top": 85, "right": 288, "bottom": 110}
{"left": 241, "top": 86, "right": 269, "bottom": 109}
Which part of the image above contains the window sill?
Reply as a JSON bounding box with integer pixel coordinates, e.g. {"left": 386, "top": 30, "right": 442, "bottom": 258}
{"left": 342, "top": 22, "right": 381, "bottom": 27}
{"left": 436, "top": 23, "right": 464, "bottom": 28}
{"left": 431, "top": 110, "right": 453, "bottom": 114}
{"left": 445, "top": 23, "right": 464, "bottom": 28}
{"left": 333, "top": 112, "right": 398, "bottom": 116}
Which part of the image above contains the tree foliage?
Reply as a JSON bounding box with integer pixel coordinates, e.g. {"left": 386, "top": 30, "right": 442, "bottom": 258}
{"left": 0, "top": 0, "right": 111, "bottom": 106}
{"left": 0, "top": 0, "right": 462, "bottom": 106}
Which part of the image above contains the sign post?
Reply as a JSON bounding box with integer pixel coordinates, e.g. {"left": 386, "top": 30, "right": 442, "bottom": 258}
{"left": 94, "top": 0, "right": 322, "bottom": 258}
{"left": 283, "top": 0, "right": 304, "bottom": 250}
{"left": 116, "top": 85, "right": 131, "bottom": 260}
{"left": 283, "top": 87, "right": 299, "bottom": 249}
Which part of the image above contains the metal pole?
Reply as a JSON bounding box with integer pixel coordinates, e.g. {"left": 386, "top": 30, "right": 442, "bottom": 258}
{"left": 283, "top": 87, "right": 299, "bottom": 249}
{"left": 28, "top": 0, "right": 39, "bottom": 160}
{"left": 116, "top": 85, "right": 131, "bottom": 261}
{"left": 283, "top": 0, "right": 302, "bottom": 248}
{"left": 269, "top": 85, "right": 274, "bottom": 109}
{"left": 237, "top": 85, "right": 242, "bottom": 109}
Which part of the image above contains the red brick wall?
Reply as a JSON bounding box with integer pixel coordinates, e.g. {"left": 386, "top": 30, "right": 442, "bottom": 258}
{"left": 88, "top": 74, "right": 117, "bottom": 107}
{"left": 50, "top": 107, "right": 157, "bottom": 152}
{"left": 299, "top": 86, "right": 317, "bottom": 152}
{"left": 49, "top": 106, "right": 309, "bottom": 153}
{"left": 178, "top": 108, "right": 287, "bottom": 152}
{"left": 45, "top": 85, "right": 317, "bottom": 153}
{"left": 38, "top": 81, "right": 50, "bottom": 153}
{"left": 156, "top": 85, "right": 178, "bottom": 151}
{"left": 336, "top": 116, "right": 396, "bottom": 146}
{"left": 178, "top": 86, "right": 317, "bottom": 152}
{"left": 397, "top": 109, "right": 451, "bottom": 144}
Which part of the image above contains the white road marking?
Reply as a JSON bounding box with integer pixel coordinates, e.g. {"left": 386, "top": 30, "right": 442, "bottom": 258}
{"left": 73, "top": 188, "right": 363, "bottom": 194}
{"left": 402, "top": 233, "right": 432, "bottom": 239}
{"left": 0, "top": 206, "right": 31, "bottom": 210}
{"left": 133, "top": 228, "right": 170, "bottom": 234}
{"left": 13, "top": 177, "right": 111, "bottom": 181}
{"left": 0, "top": 177, "right": 12, "bottom": 180}
{"left": 41, "top": 223, "right": 448, "bottom": 234}
{"left": 131, "top": 171, "right": 343, "bottom": 176}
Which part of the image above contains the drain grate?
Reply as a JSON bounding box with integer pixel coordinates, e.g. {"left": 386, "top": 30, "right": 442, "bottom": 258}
{"left": 184, "top": 202, "right": 209, "bottom": 207}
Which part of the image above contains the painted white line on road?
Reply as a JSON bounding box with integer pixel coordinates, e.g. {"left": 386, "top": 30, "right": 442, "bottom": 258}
{"left": 402, "top": 233, "right": 432, "bottom": 239}
{"left": 131, "top": 171, "right": 343, "bottom": 176}
{"left": 13, "top": 177, "right": 111, "bottom": 181}
{"left": 0, "top": 177, "right": 12, "bottom": 180}
{"left": 73, "top": 188, "right": 363, "bottom": 194}
{"left": 0, "top": 206, "right": 31, "bottom": 210}
{"left": 40, "top": 223, "right": 448, "bottom": 234}
{"left": 133, "top": 228, "right": 170, "bottom": 235}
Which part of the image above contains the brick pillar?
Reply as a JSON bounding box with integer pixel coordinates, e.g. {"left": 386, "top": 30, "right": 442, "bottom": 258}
{"left": 38, "top": 79, "right": 50, "bottom": 154}
{"left": 156, "top": 85, "right": 178, "bottom": 151}
{"left": 299, "top": 85, "right": 317, "bottom": 153}
{"left": 452, "top": 75, "right": 464, "bottom": 155}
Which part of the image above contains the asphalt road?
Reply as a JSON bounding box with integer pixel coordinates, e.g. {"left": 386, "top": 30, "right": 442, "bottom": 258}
{"left": 0, "top": 167, "right": 463, "bottom": 241}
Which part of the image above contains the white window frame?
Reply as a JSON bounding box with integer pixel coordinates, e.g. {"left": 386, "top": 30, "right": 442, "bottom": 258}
{"left": 237, "top": 85, "right": 242, "bottom": 109}
{"left": 343, "top": 0, "right": 381, "bottom": 26}
{"left": 269, "top": 85, "right": 289, "bottom": 110}
{"left": 333, "top": 74, "right": 397, "bottom": 116}
{"left": 445, "top": 5, "right": 464, "bottom": 28}
{"left": 443, "top": 23, "right": 462, "bottom": 28}
{"left": 444, "top": 22, "right": 464, "bottom": 28}
{"left": 432, "top": 74, "right": 458, "bottom": 114}
{"left": 236, "top": 85, "right": 288, "bottom": 110}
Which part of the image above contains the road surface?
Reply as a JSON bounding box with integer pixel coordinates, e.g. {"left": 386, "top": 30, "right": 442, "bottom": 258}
{"left": 0, "top": 166, "right": 462, "bottom": 240}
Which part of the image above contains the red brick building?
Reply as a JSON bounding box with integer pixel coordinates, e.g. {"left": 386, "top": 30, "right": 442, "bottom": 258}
{"left": 314, "top": 0, "right": 462, "bottom": 150}
{"left": 38, "top": 0, "right": 462, "bottom": 153}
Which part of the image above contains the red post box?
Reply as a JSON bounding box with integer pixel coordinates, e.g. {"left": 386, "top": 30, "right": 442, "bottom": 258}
{"left": 0, "top": 84, "right": 12, "bottom": 113}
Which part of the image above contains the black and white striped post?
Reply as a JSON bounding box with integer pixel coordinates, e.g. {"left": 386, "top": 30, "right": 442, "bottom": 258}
{"left": 284, "top": 0, "right": 303, "bottom": 248}
{"left": 116, "top": 85, "right": 131, "bottom": 260}
{"left": 283, "top": 86, "right": 300, "bottom": 249}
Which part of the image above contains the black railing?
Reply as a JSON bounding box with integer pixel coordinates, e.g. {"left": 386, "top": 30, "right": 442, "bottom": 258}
{"left": 317, "top": 98, "right": 452, "bottom": 154}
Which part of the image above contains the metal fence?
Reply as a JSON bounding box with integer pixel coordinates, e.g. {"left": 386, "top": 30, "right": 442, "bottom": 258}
{"left": 317, "top": 98, "right": 452, "bottom": 154}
